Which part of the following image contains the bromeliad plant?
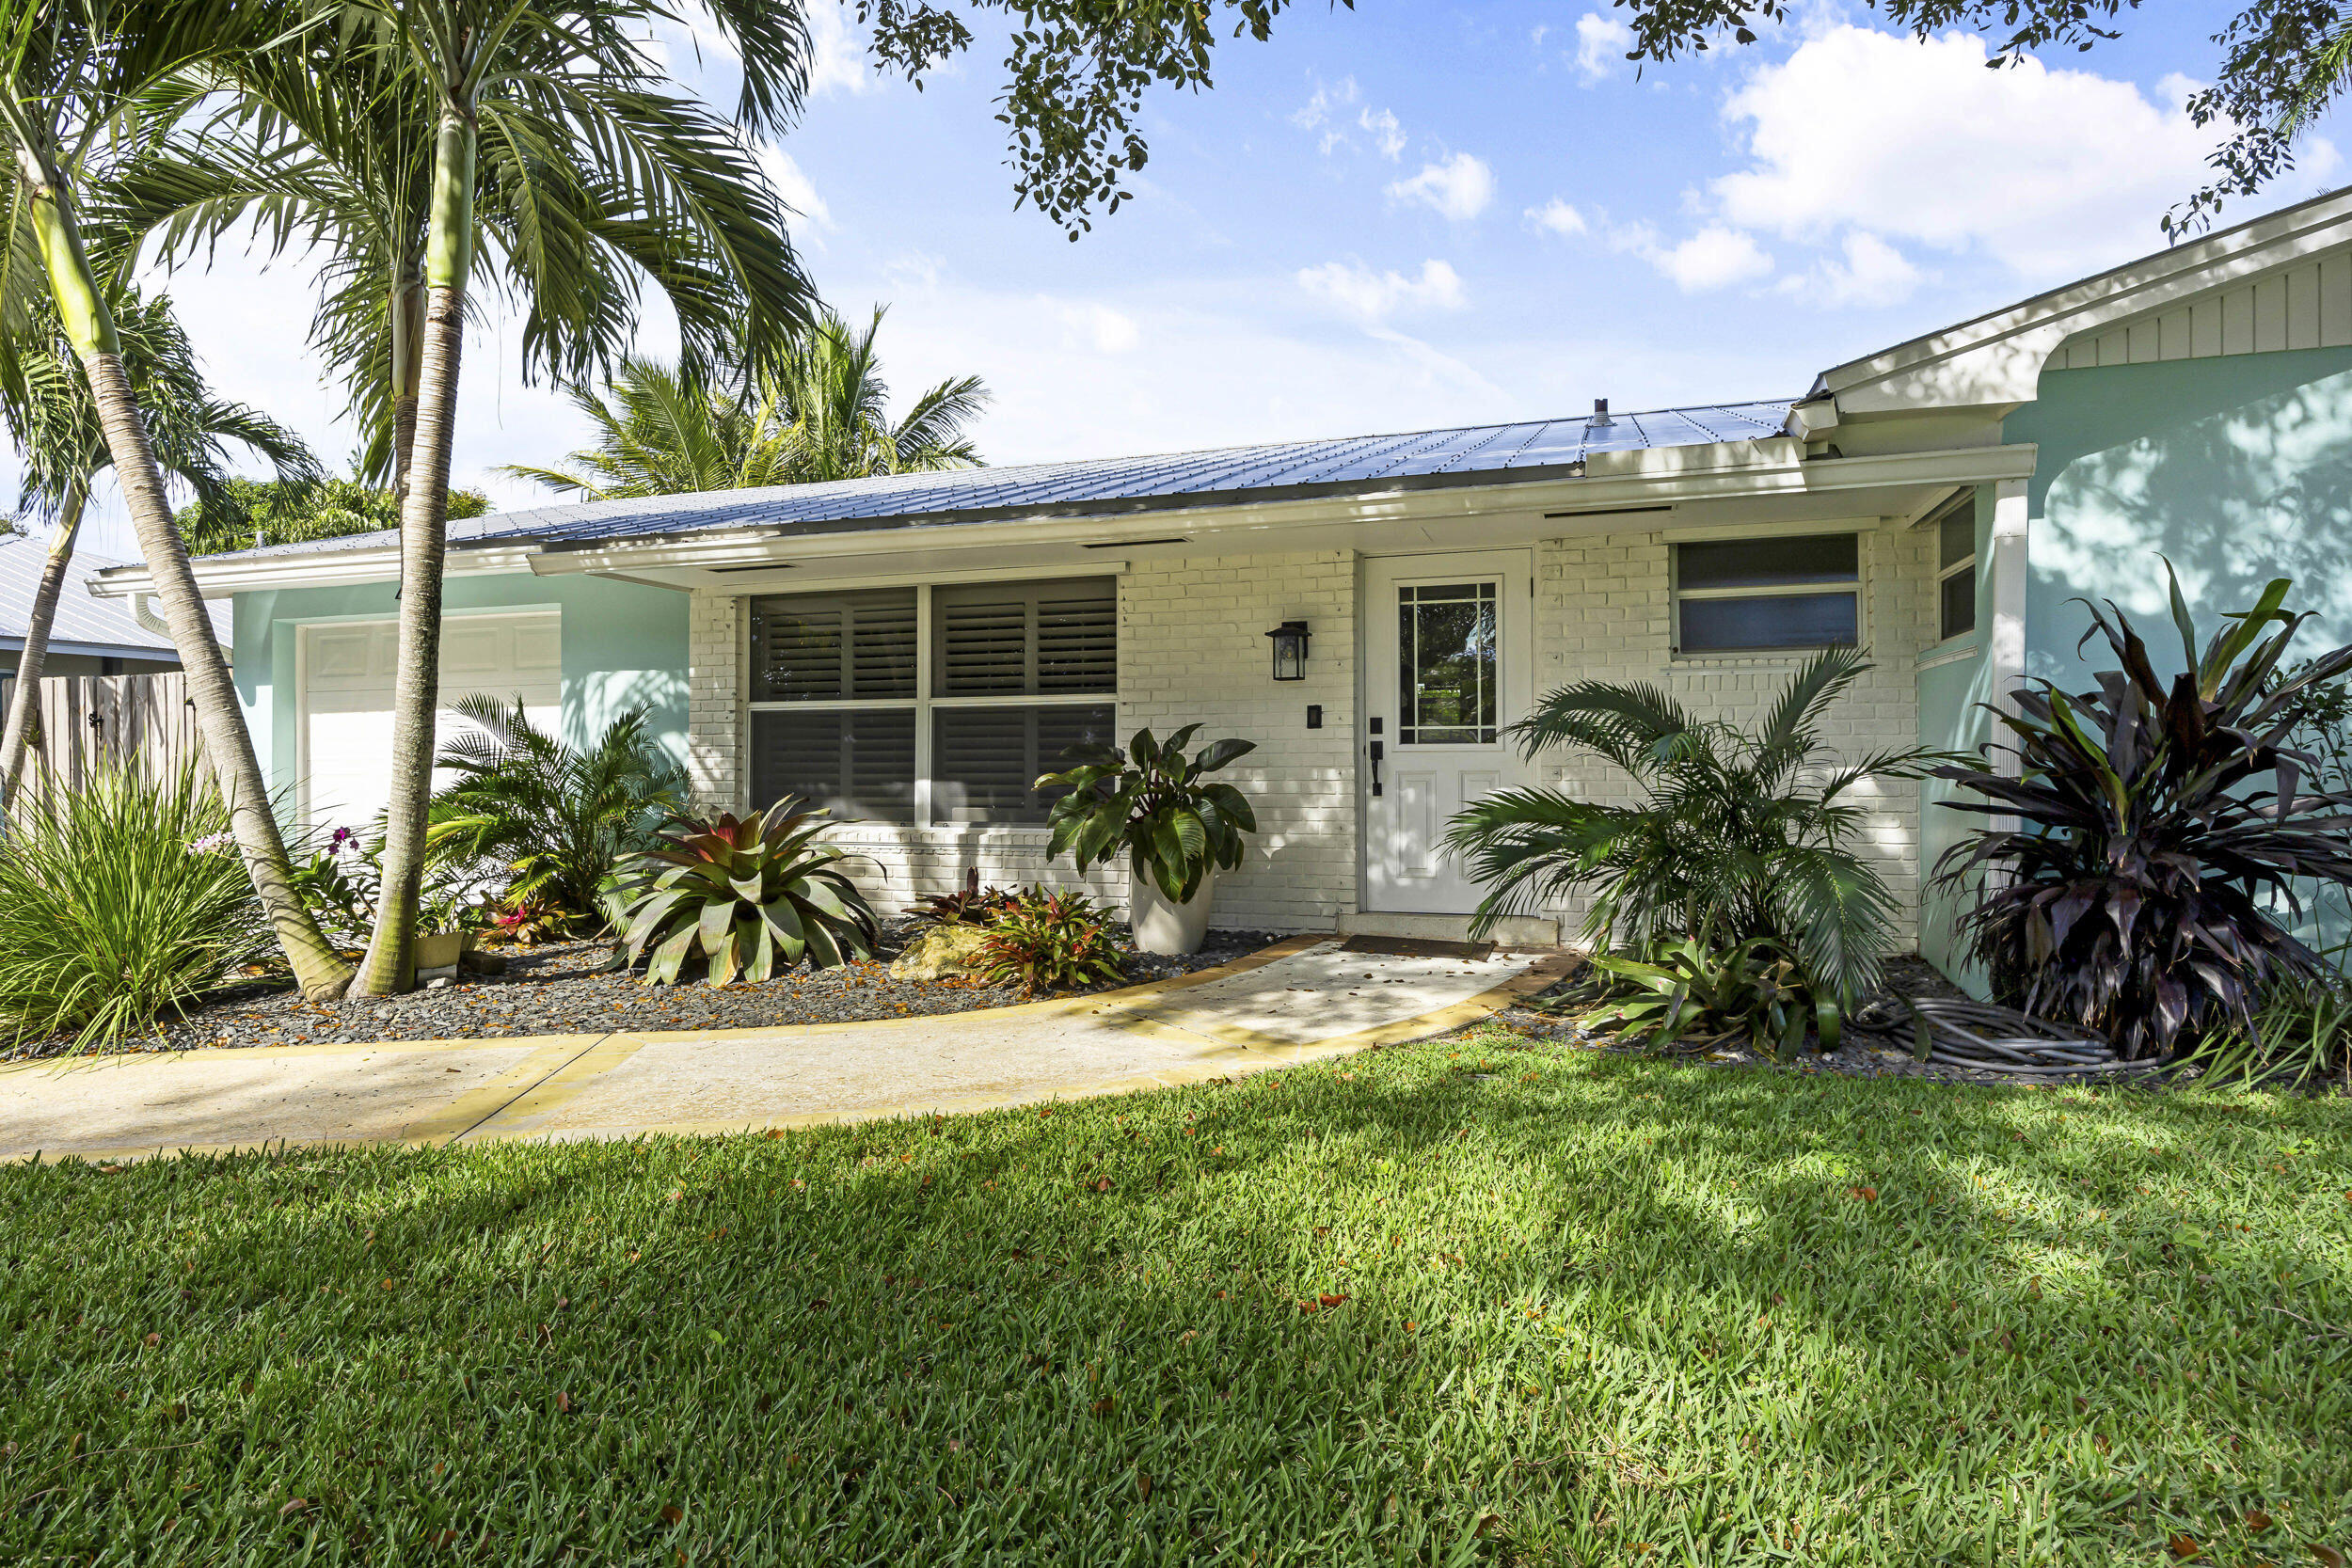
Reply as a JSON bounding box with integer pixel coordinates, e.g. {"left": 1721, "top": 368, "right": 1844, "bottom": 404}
{"left": 1931, "top": 569, "right": 2352, "bottom": 1061}
{"left": 605, "top": 800, "right": 882, "bottom": 986}
{"left": 910, "top": 867, "right": 1024, "bottom": 929}
{"left": 1036, "top": 725, "right": 1258, "bottom": 903}
{"left": 977, "top": 890, "right": 1127, "bottom": 996}
{"left": 1584, "top": 936, "right": 1835, "bottom": 1058}
{"left": 1446, "top": 647, "right": 1944, "bottom": 1042}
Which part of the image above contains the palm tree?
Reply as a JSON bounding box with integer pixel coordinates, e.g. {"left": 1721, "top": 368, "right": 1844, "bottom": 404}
{"left": 111, "top": 1, "right": 817, "bottom": 994}
{"left": 1442, "top": 647, "right": 1944, "bottom": 1007}
{"left": 508, "top": 309, "right": 989, "bottom": 501}
{"left": 0, "top": 281, "right": 319, "bottom": 807}
{"left": 424, "top": 694, "right": 689, "bottom": 926}
{"left": 0, "top": 0, "right": 353, "bottom": 999}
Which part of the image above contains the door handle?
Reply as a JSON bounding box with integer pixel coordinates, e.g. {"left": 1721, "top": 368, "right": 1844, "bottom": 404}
{"left": 1368, "top": 738, "right": 1384, "bottom": 798}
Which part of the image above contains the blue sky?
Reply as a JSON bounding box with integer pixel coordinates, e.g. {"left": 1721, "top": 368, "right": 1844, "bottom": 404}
{"left": 55, "top": 0, "right": 2352, "bottom": 558}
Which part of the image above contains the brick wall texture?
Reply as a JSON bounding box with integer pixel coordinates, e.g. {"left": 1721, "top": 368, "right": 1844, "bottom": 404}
{"left": 683, "top": 526, "right": 1933, "bottom": 942}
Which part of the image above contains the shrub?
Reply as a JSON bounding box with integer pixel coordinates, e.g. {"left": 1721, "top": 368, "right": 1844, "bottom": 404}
{"left": 910, "top": 866, "right": 1023, "bottom": 928}
{"left": 1584, "top": 936, "right": 1832, "bottom": 1058}
{"left": 977, "top": 890, "right": 1126, "bottom": 996}
{"left": 1446, "top": 646, "right": 1941, "bottom": 1037}
{"left": 427, "top": 696, "right": 689, "bottom": 930}
{"left": 1036, "top": 724, "right": 1256, "bottom": 903}
{"left": 605, "top": 800, "right": 881, "bottom": 986}
{"left": 292, "top": 825, "right": 485, "bottom": 944}
{"left": 2184, "top": 967, "right": 2352, "bottom": 1092}
{"left": 1931, "top": 570, "right": 2352, "bottom": 1061}
{"left": 0, "top": 762, "right": 270, "bottom": 1050}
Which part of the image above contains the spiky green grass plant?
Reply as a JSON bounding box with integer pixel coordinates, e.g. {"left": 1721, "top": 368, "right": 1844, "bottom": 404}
{"left": 0, "top": 762, "right": 268, "bottom": 1050}
{"left": 2, "top": 1031, "right": 2346, "bottom": 1564}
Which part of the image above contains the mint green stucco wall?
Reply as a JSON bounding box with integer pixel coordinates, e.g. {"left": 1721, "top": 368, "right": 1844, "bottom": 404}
{"left": 2006, "top": 347, "right": 2352, "bottom": 690}
{"left": 231, "top": 570, "right": 690, "bottom": 814}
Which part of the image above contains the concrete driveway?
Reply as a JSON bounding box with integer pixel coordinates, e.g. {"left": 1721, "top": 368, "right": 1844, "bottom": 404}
{"left": 1, "top": 937, "right": 1574, "bottom": 1164}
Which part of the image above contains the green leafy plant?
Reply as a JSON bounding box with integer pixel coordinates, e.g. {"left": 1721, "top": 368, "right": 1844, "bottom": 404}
{"left": 0, "top": 762, "right": 270, "bottom": 1051}
{"left": 1583, "top": 936, "right": 1836, "bottom": 1060}
{"left": 1037, "top": 724, "right": 1257, "bottom": 903}
{"left": 425, "top": 696, "right": 690, "bottom": 930}
{"left": 292, "top": 826, "right": 485, "bottom": 945}
{"left": 606, "top": 801, "right": 882, "bottom": 986}
{"left": 2184, "top": 961, "right": 2352, "bottom": 1092}
{"left": 1931, "top": 569, "right": 2352, "bottom": 1061}
{"left": 977, "top": 890, "right": 1127, "bottom": 996}
{"left": 1446, "top": 646, "right": 1942, "bottom": 1029}
{"left": 911, "top": 866, "right": 1024, "bottom": 929}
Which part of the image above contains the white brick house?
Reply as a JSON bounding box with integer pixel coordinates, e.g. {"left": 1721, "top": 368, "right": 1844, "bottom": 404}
{"left": 101, "top": 184, "right": 2352, "bottom": 973}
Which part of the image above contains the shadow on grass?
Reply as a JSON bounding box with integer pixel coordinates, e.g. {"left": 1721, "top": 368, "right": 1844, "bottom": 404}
{"left": 1, "top": 1037, "right": 2347, "bottom": 1567}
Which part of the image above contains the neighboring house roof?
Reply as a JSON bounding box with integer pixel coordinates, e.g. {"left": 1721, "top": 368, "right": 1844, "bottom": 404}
{"left": 0, "top": 532, "right": 227, "bottom": 659}
{"left": 154, "top": 401, "right": 1796, "bottom": 568}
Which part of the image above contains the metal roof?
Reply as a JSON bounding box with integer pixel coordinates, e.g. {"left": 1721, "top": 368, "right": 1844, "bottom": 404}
{"left": 0, "top": 533, "right": 228, "bottom": 657}
{"left": 196, "top": 401, "right": 1795, "bottom": 565}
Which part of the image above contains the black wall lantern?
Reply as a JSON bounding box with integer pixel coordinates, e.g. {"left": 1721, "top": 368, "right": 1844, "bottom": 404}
{"left": 1265, "top": 620, "right": 1311, "bottom": 681}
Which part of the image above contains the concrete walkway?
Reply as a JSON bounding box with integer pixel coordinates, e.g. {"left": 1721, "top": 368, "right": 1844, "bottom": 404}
{"left": 1, "top": 937, "right": 1574, "bottom": 1164}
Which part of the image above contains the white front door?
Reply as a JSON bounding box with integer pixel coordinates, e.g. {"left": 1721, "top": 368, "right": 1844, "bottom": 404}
{"left": 1361, "top": 550, "right": 1534, "bottom": 914}
{"left": 297, "top": 610, "right": 564, "bottom": 833}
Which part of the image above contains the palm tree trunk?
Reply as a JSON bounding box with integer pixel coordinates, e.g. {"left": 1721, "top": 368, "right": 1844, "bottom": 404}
{"left": 0, "top": 483, "right": 85, "bottom": 808}
{"left": 356, "top": 105, "right": 474, "bottom": 996}
{"left": 388, "top": 263, "right": 424, "bottom": 503}
{"left": 10, "top": 144, "right": 352, "bottom": 998}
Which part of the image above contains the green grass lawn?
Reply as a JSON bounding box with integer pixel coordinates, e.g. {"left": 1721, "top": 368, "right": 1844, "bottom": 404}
{"left": 4, "top": 1023, "right": 2349, "bottom": 1567}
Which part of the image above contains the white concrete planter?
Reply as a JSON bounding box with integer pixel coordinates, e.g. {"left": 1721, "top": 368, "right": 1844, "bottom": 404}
{"left": 414, "top": 931, "right": 466, "bottom": 971}
{"left": 1129, "top": 869, "right": 1216, "bottom": 956}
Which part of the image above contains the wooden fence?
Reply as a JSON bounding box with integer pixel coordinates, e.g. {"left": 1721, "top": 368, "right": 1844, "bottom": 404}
{"left": 3, "top": 671, "right": 209, "bottom": 802}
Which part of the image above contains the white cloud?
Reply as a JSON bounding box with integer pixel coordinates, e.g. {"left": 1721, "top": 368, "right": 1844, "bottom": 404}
{"left": 1295, "top": 258, "right": 1468, "bottom": 322}
{"left": 1359, "top": 106, "right": 1406, "bottom": 161}
{"left": 753, "top": 142, "right": 832, "bottom": 234}
{"left": 1291, "top": 76, "right": 1358, "bottom": 132}
{"left": 1787, "top": 231, "right": 1926, "bottom": 308}
{"left": 804, "top": 2, "right": 877, "bottom": 96}
{"left": 1525, "top": 198, "right": 1589, "bottom": 237}
{"left": 1386, "top": 153, "right": 1496, "bottom": 222}
{"left": 1057, "top": 301, "right": 1140, "bottom": 354}
{"left": 1573, "top": 12, "right": 1632, "bottom": 85}
{"left": 1610, "top": 222, "right": 1774, "bottom": 292}
{"left": 1712, "top": 25, "right": 2342, "bottom": 281}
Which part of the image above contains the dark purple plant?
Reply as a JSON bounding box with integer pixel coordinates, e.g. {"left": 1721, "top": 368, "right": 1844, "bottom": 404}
{"left": 1932, "top": 568, "right": 2352, "bottom": 1060}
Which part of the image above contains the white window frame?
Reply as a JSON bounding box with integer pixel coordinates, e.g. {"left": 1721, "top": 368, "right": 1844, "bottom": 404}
{"left": 743, "top": 579, "right": 1116, "bottom": 827}
{"left": 1668, "top": 531, "right": 1865, "bottom": 657}
{"left": 1931, "top": 498, "right": 1979, "bottom": 645}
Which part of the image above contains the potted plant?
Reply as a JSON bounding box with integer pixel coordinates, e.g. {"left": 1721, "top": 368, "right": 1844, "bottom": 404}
{"left": 1036, "top": 724, "right": 1257, "bottom": 955}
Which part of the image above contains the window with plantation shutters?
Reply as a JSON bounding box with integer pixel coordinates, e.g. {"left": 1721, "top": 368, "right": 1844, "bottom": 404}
{"left": 746, "top": 577, "right": 1118, "bottom": 826}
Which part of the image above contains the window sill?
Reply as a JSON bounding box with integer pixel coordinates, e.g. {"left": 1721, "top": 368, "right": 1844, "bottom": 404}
{"left": 1915, "top": 636, "right": 1982, "bottom": 673}
{"left": 823, "top": 822, "right": 1056, "bottom": 843}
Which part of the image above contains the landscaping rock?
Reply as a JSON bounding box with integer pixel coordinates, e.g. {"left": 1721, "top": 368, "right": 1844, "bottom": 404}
{"left": 889, "top": 923, "right": 993, "bottom": 981}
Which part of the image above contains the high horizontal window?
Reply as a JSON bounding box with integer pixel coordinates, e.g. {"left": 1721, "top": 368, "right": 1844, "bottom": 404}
{"left": 1672, "top": 533, "right": 1859, "bottom": 655}
{"left": 747, "top": 578, "right": 1116, "bottom": 825}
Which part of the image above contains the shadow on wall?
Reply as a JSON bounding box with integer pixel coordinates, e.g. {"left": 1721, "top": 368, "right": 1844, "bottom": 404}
{"left": 2014, "top": 351, "right": 2352, "bottom": 691}
{"left": 570, "top": 665, "right": 691, "bottom": 768}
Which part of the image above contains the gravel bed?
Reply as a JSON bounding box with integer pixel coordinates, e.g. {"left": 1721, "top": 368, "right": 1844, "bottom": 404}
{"left": 8, "top": 924, "right": 1283, "bottom": 1061}
{"left": 1495, "top": 954, "right": 2176, "bottom": 1090}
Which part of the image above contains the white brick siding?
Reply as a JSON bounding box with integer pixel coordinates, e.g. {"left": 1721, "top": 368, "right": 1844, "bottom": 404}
{"left": 1532, "top": 517, "right": 1936, "bottom": 944}
{"left": 682, "top": 549, "right": 1358, "bottom": 935}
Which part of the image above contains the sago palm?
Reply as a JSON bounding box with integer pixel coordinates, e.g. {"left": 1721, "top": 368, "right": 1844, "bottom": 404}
{"left": 0, "top": 0, "right": 352, "bottom": 997}
{"left": 0, "top": 278, "right": 318, "bottom": 805}
{"left": 508, "top": 309, "right": 988, "bottom": 501}
{"left": 424, "top": 694, "right": 690, "bottom": 927}
{"left": 1444, "top": 646, "right": 1944, "bottom": 1007}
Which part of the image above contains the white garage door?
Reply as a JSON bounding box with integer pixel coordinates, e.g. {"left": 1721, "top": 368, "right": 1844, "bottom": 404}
{"left": 298, "top": 610, "right": 563, "bottom": 833}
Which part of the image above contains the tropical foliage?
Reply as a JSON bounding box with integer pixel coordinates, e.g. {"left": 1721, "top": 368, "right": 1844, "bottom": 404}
{"left": 424, "top": 696, "right": 689, "bottom": 929}
{"left": 1583, "top": 935, "right": 1845, "bottom": 1058}
{"left": 0, "top": 762, "right": 270, "bottom": 1052}
{"left": 605, "top": 801, "right": 882, "bottom": 986}
{"left": 291, "top": 826, "right": 487, "bottom": 946}
{"left": 1037, "top": 725, "right": 1258, "bottom": 904}
{"left": 505, "top": 309, "right": 988, "bottom": 500}
{"left": 911, "top": 867, "right": 1024, "bottom": 929}
{"left": 177, "top": 477, "right": 488, "bottom": 558}
{"left": 1447, "top": 647, "right": 1940, "bottom": 1016}
{"left": 977, "top": 889, "right": 1127, "bottom": 996}
{"left": 1931, "top": 571, "right": 2352, "bottom": 1061}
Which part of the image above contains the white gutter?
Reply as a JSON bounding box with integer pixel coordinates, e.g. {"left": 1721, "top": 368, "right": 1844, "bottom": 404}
{"left": 89, "top": 544, "right": 545, "bottom": 599}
